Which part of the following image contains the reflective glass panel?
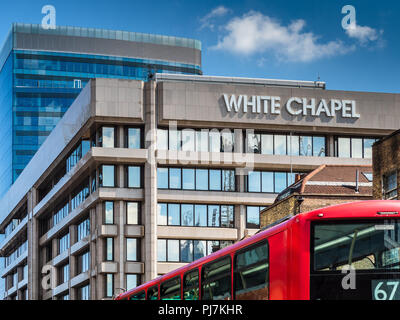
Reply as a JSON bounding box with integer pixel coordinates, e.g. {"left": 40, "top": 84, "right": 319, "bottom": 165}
{"left": 209, "top": 170, "right": 221, "bottom": 191}
{"left": 300, "top": 136, "right": 312, "bottom": 156}
{"left": 169, "top": 168, "right": 181, "bottom": 189}
{"left": 194, "top": 205, "right": 207, "bottom": 227}
{"left": 196, "top": 169, "right": 208, "bottom": 190}
{"left": 158, "top": 203, "right": 167, "bottom": 225}
{"left": 128, "top": 128, "right": 141, "bottom": 149}
{"left": 181, "top": 204, "right": 194, "bottom": 226}
{"left": 208, "top": 205, "right": 220, "bottom": 227}
{"left": 182, "top": 169, "right": 195, "bottom": 190}
{"left": 351, "top": 138, "right": 363, "bottom": 159}
{"left": 157, "top": 168, "right": 168, "bottom": 189}
{"left": 168, "top": 204, "right": 180, "bottom": 226}
{"left": 248, "top": 171, "right": 261, "bottom": 192}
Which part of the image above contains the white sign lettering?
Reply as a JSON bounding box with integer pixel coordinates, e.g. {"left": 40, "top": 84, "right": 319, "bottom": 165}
{"left": 223, "top": 94, "right": 360, "bottom": 119}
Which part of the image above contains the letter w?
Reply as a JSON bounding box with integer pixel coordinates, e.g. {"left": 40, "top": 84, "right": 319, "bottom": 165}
{"left": 223, "top": 94, "right": 242, "bottom": 112}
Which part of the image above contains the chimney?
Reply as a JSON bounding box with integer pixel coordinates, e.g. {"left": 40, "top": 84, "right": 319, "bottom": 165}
{"left": 355, "top": 169, "right": 359, "bottom": 193}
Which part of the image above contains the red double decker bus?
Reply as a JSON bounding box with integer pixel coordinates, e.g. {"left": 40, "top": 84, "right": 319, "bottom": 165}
{"left": 115, "top": 200, "right": 400, "bottom": 300}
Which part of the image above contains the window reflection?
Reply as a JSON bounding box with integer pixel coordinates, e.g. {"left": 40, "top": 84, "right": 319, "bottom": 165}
{"left": 127, "top": 128, "right": 141, "bottom": 149}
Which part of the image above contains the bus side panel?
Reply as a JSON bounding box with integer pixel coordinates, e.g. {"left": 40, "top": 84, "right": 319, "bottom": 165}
{"left": 269, "top": 230, "right": 288, "bottom": 300}
{"left": 288, "top": 218, "right": 310, "bottom": 300}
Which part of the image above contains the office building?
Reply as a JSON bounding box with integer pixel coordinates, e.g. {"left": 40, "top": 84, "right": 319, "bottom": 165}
{"left": 0, "top": 73, "right": 399, "bottom": 299}
{"left": 0, "top": 23, "right": 201, "bottom": 197}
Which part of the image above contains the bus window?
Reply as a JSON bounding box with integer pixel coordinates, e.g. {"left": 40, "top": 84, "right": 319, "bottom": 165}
{"left": 234, "top": 240, "right": 269, "bottom": 300}
{"left": 147, "top": 285, "right": 159, "bottom": 300}
{"left": 130, "top": 291, "right": 145, "bottom": 300}
{"left": 202, "top": 256, "right": 231, "bottom": 300}
{"left": 183, "top": 269, "right": 199, "bottom": 300}
{"left": 160, "top": 277, "right": 181, "bottom": 300}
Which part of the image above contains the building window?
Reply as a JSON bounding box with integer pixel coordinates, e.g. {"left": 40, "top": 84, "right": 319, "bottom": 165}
{"left": 383, "top": 171, "right": 398, "bottom": 200}
{"left": 157, "top": 239, "right": 233, "bottom": 262}
{"left": 71, "top": 179, "right": 90, "bottom": 211}
{"left": 156, "top": 128, "right": 236, "bottom": 152}
{"left": 53, "top": 200, "right": 69, "bottom": 226}
{"left": 126, "top": 274, "right": 139, "bottom": 290}
{"left": 106, "top": 238, "right": 114, "bottom": 261}
{"left": 100, "top": 127, "right": 115, "bottom": 148}
{"left": 127, "top": 166, "right": 141, "bottom": 188}
{"left": 127, "top": 128, "right": 141, "bottom": 149}
{"left": 157, "top": 203, "right": 234, "bottom": 228}
{"left": 59, "top": 233, "right": 70, "bottom": 254}
{"left": 246, "top": 171, "right": 298, "bottom": 193}
{"left": 78, "top": 251, "right": 90, "bottom": 273}
{"left": 247, "top": 132, "right": 325, "bottom": 157}
{"left": 59, "top": 263, "right": 69, "bottom": 284}
{"left": 127, "top": 202, "right": 139, "bottom": 224}
{"left": 66, "top": 139, "right": 91, "bottom": 173}
{"left": 77, "top": 218, "right": 90, "bottom": 241}
{"left": 73, "top": 79, "right": 82, "bottom": 89}
{"left": 60, "top": 293, "right": 69, "bottom": 300}
{"left": 99, "top": 165, "right": 115, "bottom": 187}
{"left": 246, "top": 206, "right": 266, "bottom": 229}
{"left": 157, "top": 167, "right": 235, "bottom": 191}
{"left": 126, "top": 238, "right": 139, "bottom": 261}
{"left": 336, "top": 137, "right": 378, "bottom": 159}
{"left": 104, "top": 201, "right": 114, "bottom": 224}
{"left": 106, "top": 274, "right": 114, "bottom": 298}
{"left": 78, "top": 284, "right": 90, "bottom": 300}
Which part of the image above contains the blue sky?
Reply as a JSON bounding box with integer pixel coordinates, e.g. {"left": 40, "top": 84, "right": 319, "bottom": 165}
{"left": 0, "top": 0, "right": 398, "bottom": 93}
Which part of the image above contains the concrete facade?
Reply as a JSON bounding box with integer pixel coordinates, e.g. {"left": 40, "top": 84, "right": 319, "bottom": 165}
{"left": 0, "top": 75, "right": 398, "bottom": 299}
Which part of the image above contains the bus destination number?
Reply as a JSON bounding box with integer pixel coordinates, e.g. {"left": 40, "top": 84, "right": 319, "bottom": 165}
{"left": 372, "top": 280, "right": 400, "bottom": 300}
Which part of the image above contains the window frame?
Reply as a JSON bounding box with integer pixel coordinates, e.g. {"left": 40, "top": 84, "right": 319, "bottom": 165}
{"left": 233, "top": 239, "right": 269, "bottom": 300}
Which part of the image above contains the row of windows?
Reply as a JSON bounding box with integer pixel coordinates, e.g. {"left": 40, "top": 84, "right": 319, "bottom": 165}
{"left": 157, "top": 239, "right": 233, "bottom": 263}
{"left": 5, "top": 241, "right": 28, "bottom": 268}
{"left": 132, "top": 240, "right": 268, "bottom": 300}
{"left": 99, "top": 165, "right": 142, "bottom": 188}
{"left": 247, "top": 133, "right": 325, "bottom": 157}
{"left": 77, "top": 219, "right": 90, "bottom": 242}
{"left": 98, "top": 126, "right": 142, "bottom": 149}
{"left": 106, "top": 238, "right": 140, "bottom": 262}
{"left": 246, "top": 171, "right": 299, "bottom": 193}
{"left": 58, "top": 250, "right": 90, "bottom": 286}
{"left": 336, "top": 137, "right": 378, "bottom": 159}
{"left": 106, "top": 274, "right": 140, "bottom": 298}
{"left": 157, "top": 128, "right": 234, "bottom": 153}
{"left": 158, "top": 203, "right": 234, "bottom": 228}
{"left": 66, "top": 139, "right": 90, "bottom": 173}
{"left": 104, "top": 201, "right": 140, "bottom": 225}
{"left": 157, "top": 167, "right": 235, "bottom": 191}
{"left": 16, "top": 54, "right": 199, "bottom": 78}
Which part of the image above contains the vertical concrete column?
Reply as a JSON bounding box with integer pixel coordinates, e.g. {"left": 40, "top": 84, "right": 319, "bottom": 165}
{"left": 27, "top": 188, "right": 39, "bottom": 300}
{"left": 143, "top": 80, "right": 158, "bottom": 282}
{"left": 118, "top": 126, "right": 125, "bottom": 148}
{"left": 89, "top": 206, "right": 97, "bottom": 300}
{"left": 327, "top": 135, "right": 335, "bottom": 157}
{"left": 69, "top": 224, "right": 77, "bottom": 288}
{"left": 235, "top": 205, "right": 247, "bottom": 241}
{"left": 94, "top": 202, "right": 104, "bottom": 299}
{"left": 117, "top": 200, "right": 125, "bottom": 294}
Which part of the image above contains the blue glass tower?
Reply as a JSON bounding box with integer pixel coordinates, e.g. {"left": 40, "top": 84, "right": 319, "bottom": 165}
{"left": 0, "top": 23, "right": 202, "bottom": 197}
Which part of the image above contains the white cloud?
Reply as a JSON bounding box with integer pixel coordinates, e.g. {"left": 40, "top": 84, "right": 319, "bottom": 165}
{"left": 200, "top": 6, "right": 231, "bottom": 30}
{"left": 345, "top": 23, "right": 383, "bottom": 45}
{"left": 211, "top": 11, "right": 354, "bottom": 63}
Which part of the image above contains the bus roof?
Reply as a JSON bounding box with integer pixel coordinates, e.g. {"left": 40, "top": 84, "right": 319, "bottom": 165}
{"left": 116, "top": 200, "right": 400, "bottom": 300}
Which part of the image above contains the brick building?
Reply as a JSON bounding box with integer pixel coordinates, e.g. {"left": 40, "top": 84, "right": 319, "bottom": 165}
{"left": 372, "top": 129, "right": 400, "bottom": 200}
{"left": 260, "top": 165, "right": 373, "bottom": 227}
